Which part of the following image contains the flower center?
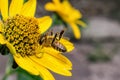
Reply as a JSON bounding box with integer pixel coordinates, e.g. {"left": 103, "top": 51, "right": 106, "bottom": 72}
{"left": 3, "top": 14, "right": 40, "bottom": 57}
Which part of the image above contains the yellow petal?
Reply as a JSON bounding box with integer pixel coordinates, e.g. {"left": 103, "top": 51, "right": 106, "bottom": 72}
{"left": 37, "top": 16, "right": 52, "bottom": 34}
{"left": 45, "top": 2, "right": 56, "bottom": 11}
{"left": 13, "top": 54, "right": 39, "bottom": 75}
{"left": 0, "top": 21, "right": 6, "bottom": 44}
{"left": 6, "top": 42, "right": 17, "bottom": 55}
{"left": 14, "top": 54, "right": 55, "bottom": 80}
{"left": 30, "top": 54, "right": 72, "bottom": 76}
{"left": 0, "top": 2, "right": 1, "bottom": 11}
{"left": 70, "top": 10, "right": 82, "bottom": 20}
{"left": 76, "top": 20, "right": 87, "bottom": 27}
{"left": 9, "top": 0, "right": 24, "bottom": 17}
{"left": 43, "top": 47, "right": 72, "bottom": 69}
{"left": 62, "top": 1, "right": 82, "bottom": 20}
{"left": 33, "top": 64, "right": 55, "bottom": 80}
{"left": 0, "top": 0, "right": 8, "bottom": 20}
{"left": 29, "top": 56, "right": 55, "bottom": 80}
{"left": 62, "top": 0, "right": 71, "bottom": 9}
{"left": 69, "top": 23, "right": 81, "bottom": 39}
{"left": 0, "top": 22, "right": 5, "bottom": 44}
{"left": 53, "top": 0, "right": 60, "bottom": 4}
{"left": 0, "top": 34, "right": 6, "bottom": 44}
{"left": 60, "top": 38, "right": 74, "bottom": 52}
{"left": 0, "top": 20, "right": 3, "bottom": 32}
{"left": 20, "top": 0, "right": 36, "bottom": 17}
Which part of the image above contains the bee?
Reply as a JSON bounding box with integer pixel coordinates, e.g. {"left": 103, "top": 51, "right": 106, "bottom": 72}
{"left": 39, "top": 30, "right": 67, "bottom": 52}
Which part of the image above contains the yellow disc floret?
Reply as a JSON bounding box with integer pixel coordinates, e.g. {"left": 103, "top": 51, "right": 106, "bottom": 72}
{"left": 3, "top": 14, "right": 40, "bottom": 57}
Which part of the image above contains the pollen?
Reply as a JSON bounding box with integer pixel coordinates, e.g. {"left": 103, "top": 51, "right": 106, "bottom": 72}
{"left": 3, "top": 14, "right": 40, "bottom": 57}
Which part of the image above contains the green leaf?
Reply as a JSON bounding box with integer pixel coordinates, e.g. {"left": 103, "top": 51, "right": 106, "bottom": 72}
{"left": 17, "top": 68, "right": 43, "bottom": 80}
{"left": 77, "top": 18, "right": 87, "bottom": 30}
{"left": 0, "top": 44, "right": 9, "bottom": 55}
{"left": 52, "top": 13, "right": 66, "bottom": 26}
{"left": 24, "top": 0, "right": 28, "bottom": 3}
{"left": 87, "top": 52, "right": 111, "bottom": 62}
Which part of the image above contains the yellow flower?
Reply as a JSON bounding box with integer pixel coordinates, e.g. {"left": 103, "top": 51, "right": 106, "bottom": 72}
{"left": 0, "top": 0, "right": 74, "bottom": 80}
{"left": 45, "top": 0, "right": 86, "bottom": 39}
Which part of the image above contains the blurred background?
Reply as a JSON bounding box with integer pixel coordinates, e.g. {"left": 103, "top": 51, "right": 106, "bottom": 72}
{"left": 0, "top": 0, "right": 120, "bottom": 80}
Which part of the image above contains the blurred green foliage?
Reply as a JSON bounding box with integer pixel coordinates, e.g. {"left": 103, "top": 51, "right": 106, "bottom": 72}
{"left": 52, "top": 13, "right": 67, "bottom": 26}
{"left": 87, "top": 52, "right": 111, "bottom": 62}
{"left": 87, "top": 43, "right": 111, "bottom": 62}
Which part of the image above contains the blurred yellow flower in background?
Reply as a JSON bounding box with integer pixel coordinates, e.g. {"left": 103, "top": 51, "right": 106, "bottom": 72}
{"left": 0, "top": 0, "right": 74, "bottom": 80}
{"left": 45, "top": 0, "right": 86, "bottom": 39}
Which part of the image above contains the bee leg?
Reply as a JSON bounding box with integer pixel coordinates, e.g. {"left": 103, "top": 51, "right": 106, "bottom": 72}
{"left": 46, "top": 29, "right": 54, "bottom": 36}
{"left": 58, "top": 30, "right": 65, "bottom": 40}
{"left": 51, "top": 32, "right": 58, "bottom": 44}
{"left": 39, "top": 35, "right": 45, "bottom": 45}
{"left": 39, "top": 33, "right": 47, "bottom": 45}
{"left": 49, "top": 29, "right": 54, "bottom": 36}
{"left": 0, "top": 31, "right": 2, "bottom": 34}
{"left": 50, "top": 31, "right": 54, "bottom": 36}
